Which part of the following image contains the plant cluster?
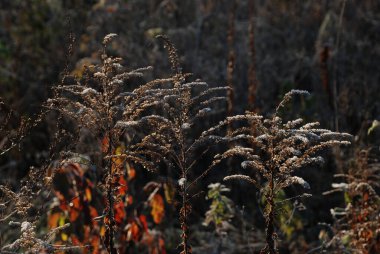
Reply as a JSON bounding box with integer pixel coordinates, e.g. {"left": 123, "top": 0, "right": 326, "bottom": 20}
{"left": 0, "top": 34, "right": 366, "bottom": 254}
{"left": 0, "top": 33, "right": 229, "bottom": 254}
{"left": 322, "top": 147, "right": 380, "bottom": 253}
{"left": 205, "top": 90, "right": 352, "bottom": 253}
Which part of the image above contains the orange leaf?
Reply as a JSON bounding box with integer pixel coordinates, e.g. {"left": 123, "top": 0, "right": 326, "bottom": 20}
{"left": 69, "top": 210, "right": 80, "bottom": 222}
{"left": 48, "top": 212, "right": 61, "bottom": 229}
{"left": 130, "top": 221, "right": 140, "bottom": 242}
{"left": 90, "top": 235, "right": 100, "bottom": 254}
{"left": 127, "top": 164, "right": 136, "bottom": 180}
{"left": 85, "top": 187, "right": 92, "bottom": 202}
{"left": 150, "top": 193, "right": 165, "bottom": 224}
{"left": 112, "top": 144, "right": 125, "bottom": 173}
{"left": 104, "top": 216, "right": 109, "bottom": 225}
{"left": 69, "top": 198, "right": 82, "bottom": 222}
{"left": 100, "top": 226, "right": 106, "bottom": 237}
{"left": 89, "top": 206, "right": 98, "bottom": 227}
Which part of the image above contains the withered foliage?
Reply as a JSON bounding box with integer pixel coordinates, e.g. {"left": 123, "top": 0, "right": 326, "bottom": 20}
{"left": 323, "top": 148, "right": 380, "bottom": 253}
{"left": 0, "top": 97, "right": 41, "bottom": 157}
{"left": 0, "top": 166, "right": 83, "bottom": 253}
{"left": 206, "top": 90, "right": 352, "bottom": 253}
{"left": 42, "top": 33, "right": 227, "bottom": 254}
{"left": 44, "top": 33, "right": 177, "bottom": 253}
{"left": 1, "top": 221, "right": 85, "bottom": 253}
{"left": 1, "top": 32, "right": 371, "bottom": 254}
{"left": 0, "top": 33, "right": 173, "bottom": 253}
{"left": 135, "top": 35, "right": 229, "bottom": 254}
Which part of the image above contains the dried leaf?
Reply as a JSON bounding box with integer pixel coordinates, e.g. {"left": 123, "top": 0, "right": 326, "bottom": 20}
{"left": 112, "top": 144, "right": 125, "bottom": 173}
{"left": 102, "top": 136, "right": 109, "bottom": 153}
{"left": 48, "top": 212, "right": 61, "bottom": 229}
{"left": 61, "top": 232, "right": 68, "bottom": 241}
{"left": 85, "top": 187, "right": 92, "bottom": 202}
{"left": 127, "top": 163, "right": 136, "bottom": 180}
{"left": 150, "top": 193, "right": 165, "bottom": 224}
{"left": 69, "top": 198, "right": 81, "bottom": 222}
{"left": 114, "top": 201, "right": 126, "bottom": 224}
{"left": 117, "top": 175, "right": 128, "bottom": 196}
{"left": 126, "top": 221, "right": 141, "bottom": 242}
{"left": 164, "top": 182, "right": 175, "bottom": 204}
{"left": 139, "top": 215, "right": 148, "bottom": 232}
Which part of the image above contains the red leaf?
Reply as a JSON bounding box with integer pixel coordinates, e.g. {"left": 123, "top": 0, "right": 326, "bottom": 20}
{"left": 117, "top": 175, "right": 128, "bottom": 196}
{"left": 102, "top": 136, "right": 109, "bottom": 153}
{"left": 139, "top": 215, "right": 148, "bottom": 232}
{"left": 114, "top": 201, "right": 126, "bottom": 224}
{"left": 71, "top": 235, "right": 81, "bottom": 245}
{"left": 158, "top": 237, "right": 166, "bottom": 254}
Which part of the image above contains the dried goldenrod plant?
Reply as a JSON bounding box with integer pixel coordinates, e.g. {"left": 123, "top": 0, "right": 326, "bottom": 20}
{"left": 1, "top": 33, "right": 228, "bottom": 254}
{"left": 137, "top": 35, "right": 229, "bottom": 254}
{"left": 0, "top": 165, "right": 87, "bottom": 253}
{"left": 322, "top": 147, "right": 380, "bottom": 253}
{"left": 0, "top": 98, "right": 42, "bottom": 157}
{"left": 42, "top": 33, "right": 177, "bottom": 253}
{"left": 205, "top": 90, "right": 352, "bottom": 253}
{"left": 1, "top": 221, "right": 86, "bottom": 253}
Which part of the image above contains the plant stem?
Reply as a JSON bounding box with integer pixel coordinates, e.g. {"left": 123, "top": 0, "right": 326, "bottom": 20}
{"left": 181, "top": 180, "right": 189, "bottom": 254}
{"left": 180, "top": 137, "right": 190, "bottom": 254}
{"left": 267, "top": 173, "right": 276, "bottom": 254}
{"left": 262, "top": 132, "right": 277, "bottom": 254}
{"left": 106, "top": 133, "right": 116, "bottom": 254}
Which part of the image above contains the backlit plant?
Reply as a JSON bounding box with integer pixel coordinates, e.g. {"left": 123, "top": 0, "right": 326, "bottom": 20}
{"left": 206, "top": 90, "right": 352, "bottom": 253}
